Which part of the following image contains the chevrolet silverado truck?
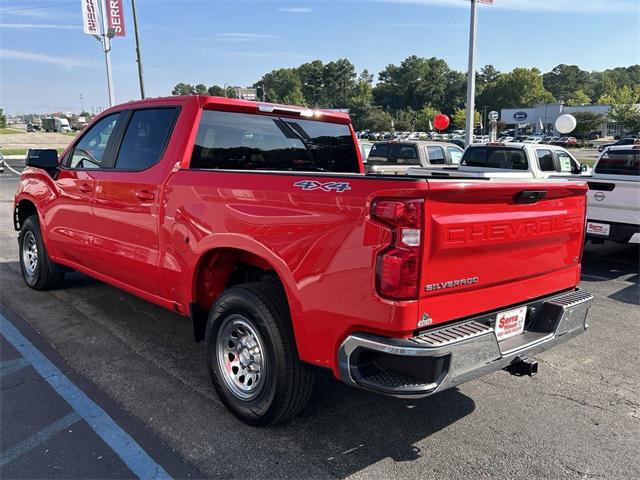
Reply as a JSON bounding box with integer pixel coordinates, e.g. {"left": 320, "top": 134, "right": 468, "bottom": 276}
{"left": 586, "top": 143, "right": 640, "bottom": 243}
{"left": 14, "top": 96, "right": 593, "bottom": 426}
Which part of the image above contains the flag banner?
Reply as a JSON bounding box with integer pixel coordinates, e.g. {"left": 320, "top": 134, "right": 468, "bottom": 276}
{"left": 81, "top": 0, "right": 100, "bottom": 35}
{"left": 107, "top": 0, "right": 126, "bottom": 36}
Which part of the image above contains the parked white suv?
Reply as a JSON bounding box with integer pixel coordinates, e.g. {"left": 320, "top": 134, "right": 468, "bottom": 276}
{"left": 586, "top": 144, "right": 640, "bottom": 244}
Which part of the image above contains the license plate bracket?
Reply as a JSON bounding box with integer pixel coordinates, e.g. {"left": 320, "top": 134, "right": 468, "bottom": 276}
{"left": 495, "top": 306, "right": 527, "bottom": 342}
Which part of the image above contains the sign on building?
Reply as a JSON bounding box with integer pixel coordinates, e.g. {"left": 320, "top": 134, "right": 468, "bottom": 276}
{"left": 235, "top": 88, "right": 257, "bottom": 101}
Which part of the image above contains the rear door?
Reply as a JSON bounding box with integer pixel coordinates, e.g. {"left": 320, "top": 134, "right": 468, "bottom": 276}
{"left": 418, "top": 179, "right": 587, "bottom": 325}
{"left": 91, "top": 107, "right": 179, "bottom": 294}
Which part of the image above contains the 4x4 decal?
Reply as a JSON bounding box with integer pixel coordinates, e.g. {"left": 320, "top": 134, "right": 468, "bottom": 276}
{"left": 294, "top": 180, "right": 351, "bottom": 193}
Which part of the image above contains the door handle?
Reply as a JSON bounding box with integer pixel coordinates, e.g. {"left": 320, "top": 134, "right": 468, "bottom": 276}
{"left": 134, "top": 189, "right": 155, "bottom": 201}
{"left": 79, "top": 183, "right": 92, "bottom": 193}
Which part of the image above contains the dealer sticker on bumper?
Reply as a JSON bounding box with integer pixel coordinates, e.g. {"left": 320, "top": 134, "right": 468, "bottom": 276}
{"left": 495, "top": 306, "right": 527, "bottom": 342}
{"left": 587, "top": 222, "right": 610, "bottom": 236}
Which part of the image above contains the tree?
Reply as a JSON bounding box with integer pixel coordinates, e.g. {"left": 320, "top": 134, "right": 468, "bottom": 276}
{"left": 451, "top": 108, "right": 481, "bottom": 129}
{"left": 360, "top": 108, "right": 393, "bottom": 131}
{"left": 608, "top": 85, "right": 640, "bottom": 134}
{"left": 194, "top": 84, "right": 208, "bottom": 96}
{"left": 416, "top": 105, "right": 439, "bottom": 131}
{"left": 256, "top": 68, "right": 306, "bottom": 105}
{"left": 566, "top": 89, "right": 591, "bottom": 106}
{"left": 298, "top": 60, "right": 326, "bottom": 107}
{"left": 171, "top": 83, "right": 195, "bottom": 95}
{"left": 477, "top": 68, "right": 554, "bottom": 111}
{"left": 543, "top": 64, "right": 591, "bottom": 102}
{"left": 374, "top": 56, "right": 456, "bottom": 113}
{"left": 323, "top": 58, "right": 357, "bottom": 108}
{"left": 572, "top": 112, "right": 604, "bottom": 144}
{"left": 394, "top": 109, "right": 416, "bottom": 131}
{"left": 0, "top": 108, "right": 5, "bottom": 128}
{"left": 207, "top": 85, "right": 225, "bottom": 96}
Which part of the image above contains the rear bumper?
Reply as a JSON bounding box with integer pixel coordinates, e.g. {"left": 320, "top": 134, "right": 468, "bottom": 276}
{"left": 338, "top": 288, "right": 593, "bottom": 398}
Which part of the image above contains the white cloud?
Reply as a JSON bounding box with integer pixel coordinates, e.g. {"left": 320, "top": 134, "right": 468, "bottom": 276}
{"left": 216, "top": 33, "right": 279, "bottom": 42}
{"left": 0, "top": 23, "right": 81, "bottom": 30}
{"left": 378, "top": 0, "right": 638, "bottom": 13}
{"left": 277, "top": 7, "right": 313, "bottom": 13}
{"left": 0, "top": 49, "right": 97, "bottom": 69}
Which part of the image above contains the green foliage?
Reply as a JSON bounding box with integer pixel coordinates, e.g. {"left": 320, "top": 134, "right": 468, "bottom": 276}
{"left": 415, "top": 105, "right": 439, "bottom": 131}
{"left": 208, "top": 85, "right": 225, "bottom": 96}
{"left": 451, "top": 108, "right": 481, "bottom": 129}
{"left": 543, "top": 64, "right": 591, "bottom": 102}
{"left": 566, "top": 89, "right": 591, "bottom": 106}
{"left": 572, "top": 112, "right": 604, "bottom": 138}
{"left": 171, "top": 83, "right": 195, "bottom": 95}
{"left": 607, "top": 86, "right": 640, "bottom": 133}
{"left": 194, "top": 84, "right": 208, "bottom": 96}
{"left": 360, "top": 108, "right": 393, "bottom": 131}
{"left": 477, "top": 68, "right": 554, "bottom": 111}
{"left": 0, "top": 108, "right": 6, "bottom": 128}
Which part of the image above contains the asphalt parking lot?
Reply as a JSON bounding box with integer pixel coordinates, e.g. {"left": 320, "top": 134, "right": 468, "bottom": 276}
{"left": 1, "top": 159, "right": 638, "bottom": 479}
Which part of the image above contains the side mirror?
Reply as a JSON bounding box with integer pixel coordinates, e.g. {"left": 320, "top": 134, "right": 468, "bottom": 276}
{"left": 26, "top": 149, "right": 58, "bottom": 170}
{"left": 580, "top": 163, "right": 588, "bottom": 172}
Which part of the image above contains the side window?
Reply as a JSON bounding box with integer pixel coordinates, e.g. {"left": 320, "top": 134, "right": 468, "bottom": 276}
{"left": 190, "top": 110, "right": 359, "bottom": 172}
{"left": 556, "top": 151, "right": 575, "bottom": 173}
{"left": 447, "top": 146, "right": 463, "bottom": 165}
{"left": 68, "top": 113, "right": 120, "bottom": 169}
{"left": 426, "top": 146, "right": 445, "bottom": 165}
{"left": 536, "top": 149, "right": 555, "bottom": 172}
{"left": 114, "top": 108, "right": 178, "bottom": 170}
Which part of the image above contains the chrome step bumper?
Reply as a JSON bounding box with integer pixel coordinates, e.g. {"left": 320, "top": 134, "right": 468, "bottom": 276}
{"left": 338, "top": 288, "right": 593, "bottom": 398}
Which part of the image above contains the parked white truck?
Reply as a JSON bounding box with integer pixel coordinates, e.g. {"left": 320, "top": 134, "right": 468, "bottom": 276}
{"left": 586, "top": 144, "right": 640, "bottom": 244}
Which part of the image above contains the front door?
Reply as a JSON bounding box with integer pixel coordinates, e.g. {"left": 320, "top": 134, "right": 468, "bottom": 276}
{"left": 46, "top": 112, "right": 122, "bottom": 267}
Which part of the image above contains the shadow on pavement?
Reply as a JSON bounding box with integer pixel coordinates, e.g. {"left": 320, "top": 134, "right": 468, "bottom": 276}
{"left": 581, "top": 242, "right": 639, "bottom": 305}
{"left": 1, "top": 261, "right": 475, "bottom": 478}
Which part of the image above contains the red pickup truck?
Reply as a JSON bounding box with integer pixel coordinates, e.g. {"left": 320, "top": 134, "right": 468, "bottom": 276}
{"left": 14, "top": 96, "right": 593, "bottom": 425}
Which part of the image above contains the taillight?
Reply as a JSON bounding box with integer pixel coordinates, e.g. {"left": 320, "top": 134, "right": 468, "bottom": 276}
{"left": 371, "top": 199, "right": 423, "bottom": 300}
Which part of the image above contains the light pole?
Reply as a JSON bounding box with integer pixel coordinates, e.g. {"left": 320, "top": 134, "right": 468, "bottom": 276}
{"left": 94, "top": 0, "right": 115, "bottom": 106}
{"left": 131, "top": 0, "right": 145, "bottom": 99}
{"left": 464, "top": 0, "right": 478, "bottom": 147}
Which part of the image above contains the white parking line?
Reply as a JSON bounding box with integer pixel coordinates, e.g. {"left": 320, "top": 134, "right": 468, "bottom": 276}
{"left": 0, "top": 314, "right": 172, "bottom": 480}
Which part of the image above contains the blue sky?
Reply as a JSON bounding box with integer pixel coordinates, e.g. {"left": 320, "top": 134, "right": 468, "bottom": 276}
{"left": 1, "top": 0, "right": 639, "bottom": 114}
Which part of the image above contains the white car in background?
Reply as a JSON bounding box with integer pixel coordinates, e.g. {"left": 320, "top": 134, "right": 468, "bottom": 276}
{"left": 586, "top": 144, "right": 640, "bottom": 244}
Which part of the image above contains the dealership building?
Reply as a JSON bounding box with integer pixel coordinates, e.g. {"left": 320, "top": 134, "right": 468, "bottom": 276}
{"left": 500, "top": 102, "right": 639, "bottom": 137}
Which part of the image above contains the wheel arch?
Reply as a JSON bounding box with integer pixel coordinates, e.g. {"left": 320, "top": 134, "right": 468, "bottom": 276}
{"left": 14, "top": 197, "right": 40, "bottom": 231}
{"left": 189, "top": 241, "right": 301, "bottom": 343}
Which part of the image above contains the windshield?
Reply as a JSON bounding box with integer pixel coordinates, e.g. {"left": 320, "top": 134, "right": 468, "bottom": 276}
{"left": 461, "top": 146, "right": 528, "bottom": 170}
{"left": 595, "top": 150, "right": 640, "bottom": 176}
{"left": 190, "top": 110, "right": 359, "bottom": 172}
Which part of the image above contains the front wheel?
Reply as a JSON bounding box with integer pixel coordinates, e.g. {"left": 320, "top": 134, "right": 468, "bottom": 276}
{"left": 206, "top": 282, "right": 314, "bottom": 426}
{"left": 19, "top": 215, "right": 64, "bottom": 290}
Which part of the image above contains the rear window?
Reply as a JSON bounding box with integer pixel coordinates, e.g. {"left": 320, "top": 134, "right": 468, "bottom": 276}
{"left": 595, "top": 150, "right": 640, "bottom": 176}
{"left": 461, "top": 147, "right": 528, "bottom": 170}
{"left": 367, "top": 143, "right": 419, "bottom": 165}
{"left": 190, "top": 110, "right": 359, "bottom": 172}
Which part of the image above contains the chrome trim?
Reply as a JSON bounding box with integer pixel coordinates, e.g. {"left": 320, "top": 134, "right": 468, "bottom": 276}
{"left": 338, "top": 288, "right": 593, "bottom": 398}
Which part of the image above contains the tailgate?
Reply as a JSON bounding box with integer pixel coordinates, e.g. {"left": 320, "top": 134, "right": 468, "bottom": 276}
{"left": 418, "top": 179, "right": 587, "bottom": 325}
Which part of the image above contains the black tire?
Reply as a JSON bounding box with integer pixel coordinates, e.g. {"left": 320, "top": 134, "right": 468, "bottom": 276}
{"left": 205, "top": 282, "right": 314, "bottom": 426}
{"left": 18, "top": 215, "right": 64, "bottom": 290}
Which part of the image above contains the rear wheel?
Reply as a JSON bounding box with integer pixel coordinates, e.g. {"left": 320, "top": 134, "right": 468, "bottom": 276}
{"left": 19, "top": 215, "right": 64, "bottom": 290}
{"left": 206, "top": 282, "right": 314, "bottom": 426}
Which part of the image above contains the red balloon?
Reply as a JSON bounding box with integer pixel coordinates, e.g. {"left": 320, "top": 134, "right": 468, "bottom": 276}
{"left": 433, "top": 113, "right": 450, "bottom": 131}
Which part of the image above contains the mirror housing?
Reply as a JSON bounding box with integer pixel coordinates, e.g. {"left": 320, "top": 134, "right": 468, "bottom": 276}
{"left": 26, "top": 149, "right": 58, "bottom": 170}
{"left": 580, "top": 163, "right": 588, "bottom": 172}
